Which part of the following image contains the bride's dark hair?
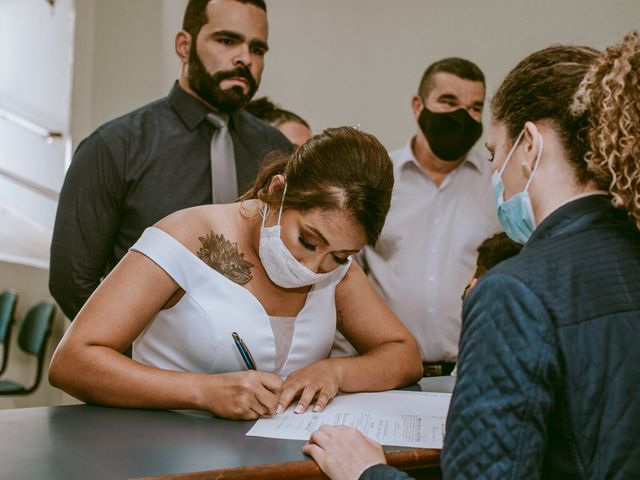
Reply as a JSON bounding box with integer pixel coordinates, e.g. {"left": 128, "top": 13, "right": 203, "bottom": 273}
{"left": 240, "top": 127, "right": 394, "bottom": 246}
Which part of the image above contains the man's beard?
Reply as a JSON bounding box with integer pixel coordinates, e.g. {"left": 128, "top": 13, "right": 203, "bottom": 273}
{"left": 188, "top": 47, "right": 258, "bottom": 113}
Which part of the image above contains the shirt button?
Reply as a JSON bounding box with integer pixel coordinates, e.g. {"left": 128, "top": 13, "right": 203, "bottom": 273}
{"left": 428, "top": 308, "right": 435, "bottom": 314}
{"left": 433, "top": 218, "right": 440, "bottom": 224}
{"left": 430, "top": 248, "right": 437, "bottom": 253}
{"left": 428, "top": 276, "right": 435, "bottom": 282}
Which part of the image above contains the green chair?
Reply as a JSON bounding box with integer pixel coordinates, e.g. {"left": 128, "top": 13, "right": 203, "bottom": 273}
{"left": 0, "top": 290, "right": 18, "bottom": 376}
{"left": 0, "top": 302, "right": 55, "bottom": 395}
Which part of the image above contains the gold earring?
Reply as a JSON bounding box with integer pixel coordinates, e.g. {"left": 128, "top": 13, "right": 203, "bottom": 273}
{"left": 522, "top": 163, "right": 532, "bottom": 179}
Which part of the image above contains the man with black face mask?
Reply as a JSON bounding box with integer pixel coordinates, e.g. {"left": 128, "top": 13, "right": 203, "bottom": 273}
{"left": 50, "top": 0, "right": 291, "bottom": 323}
{"left": 332, "top": 58, "right": 500, "bottom": 375}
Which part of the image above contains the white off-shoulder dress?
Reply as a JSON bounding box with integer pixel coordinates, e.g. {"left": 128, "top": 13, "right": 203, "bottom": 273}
{"left": 130, "top": 227, "right": 350, "bottom": 377}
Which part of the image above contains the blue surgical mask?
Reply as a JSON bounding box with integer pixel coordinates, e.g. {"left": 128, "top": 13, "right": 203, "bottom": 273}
{"left": 491, "top": 129, "right": 543, "bottom": 244}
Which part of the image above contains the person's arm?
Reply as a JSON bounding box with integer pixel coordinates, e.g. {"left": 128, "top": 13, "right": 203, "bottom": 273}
{"left": 442, "top": 273, "right": 559, "bottom": 479}
{"left": 49, "top": 132, "right": 124, "bottom": 320}
{"left": 303, "top": 425, "right": 413, "bottom": 480}
{"left": 279, "top": 262, "right": 423, "bottom": 413}
{"left": 48, "top": 249, "right": 283, "bottom": 419}
{"left": 359, "top": 465, "right": 413, "bottom": 480}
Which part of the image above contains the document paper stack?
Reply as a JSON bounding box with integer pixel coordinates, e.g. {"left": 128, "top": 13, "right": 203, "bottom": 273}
{"left": 247, "top": 390, "right": 451, "bottom": 449}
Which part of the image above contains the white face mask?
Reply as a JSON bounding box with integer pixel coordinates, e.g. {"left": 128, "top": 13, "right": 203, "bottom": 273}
{"left": 258, "top": 184, "right": 342, "bottom": 289}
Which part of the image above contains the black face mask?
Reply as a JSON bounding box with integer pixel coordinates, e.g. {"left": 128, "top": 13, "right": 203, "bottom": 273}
{"left": 417, "top": 106, "right": 482, "bottom": 161}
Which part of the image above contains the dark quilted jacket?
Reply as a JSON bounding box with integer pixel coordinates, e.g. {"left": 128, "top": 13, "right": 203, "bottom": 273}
{"left": 361, "top": 195, "right": 640, "bottom": 480}
{"left": 442, "top": 194, "right": 640, "bottom": 479}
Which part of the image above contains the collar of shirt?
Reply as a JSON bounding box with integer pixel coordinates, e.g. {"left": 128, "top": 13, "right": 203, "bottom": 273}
{"left": 168, "top": 81, "right": 243, "bottom": 133}
{"left": 525, "top": 194, "right": 618, "bottom": 248}
{"left": 393, "top": 137, "right": 485, "bottom": 176}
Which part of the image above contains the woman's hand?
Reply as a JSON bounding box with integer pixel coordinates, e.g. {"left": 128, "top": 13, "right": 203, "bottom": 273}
{"left": 202, "top": 371, "right": 283, "bottom": 420}
{"left": 277, "top": 359, "right": 343, "bottom": 414}
{"left": 303, "top": 425, "right": 386, "bottom": 480}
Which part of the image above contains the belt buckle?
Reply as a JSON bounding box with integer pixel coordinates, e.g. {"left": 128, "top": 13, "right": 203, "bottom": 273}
{"left": 423, "top": 364, "right": 443, "bottom": 377}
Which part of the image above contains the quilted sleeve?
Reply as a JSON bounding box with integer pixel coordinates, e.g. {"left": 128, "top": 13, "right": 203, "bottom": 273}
{"left": 441, "top": 273, "right": 560, "bottom": 479}
{"left": 359, "top": 464, "right": 413, "bottom": 480}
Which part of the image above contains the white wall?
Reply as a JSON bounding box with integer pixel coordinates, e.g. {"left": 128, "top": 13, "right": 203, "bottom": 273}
{"left": 74, "top": 0, "right": 640, "bottom": 151}
{"left": 69, "top": 0, "right": 96, "bottom": 148}
{"left": 262, "top": 0, "right": 640, "bottom": 148}
{"left": 0, "top": 0, "right": 74, "bottom": 228}
{"left": 0, "top": 0, "right": 76, "bottom": 409}
{"left": 162, "top": 0, "right": 189, "bottom": 92}
{"left": 72, "top": 0, "right": 170, "bottom": 146}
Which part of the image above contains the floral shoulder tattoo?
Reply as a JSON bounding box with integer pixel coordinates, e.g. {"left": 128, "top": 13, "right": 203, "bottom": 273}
{"left": 196, "top": 232, "right": 254, "bottom": 285}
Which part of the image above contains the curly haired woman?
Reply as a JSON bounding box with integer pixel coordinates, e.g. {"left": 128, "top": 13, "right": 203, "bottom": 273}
{"left": 305, "top": 32, "right": 640, "bottom": 480}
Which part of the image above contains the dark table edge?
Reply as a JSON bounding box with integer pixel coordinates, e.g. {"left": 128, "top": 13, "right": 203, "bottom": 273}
{"left": 132, "top": 448, "right": 441, "bottom": 480}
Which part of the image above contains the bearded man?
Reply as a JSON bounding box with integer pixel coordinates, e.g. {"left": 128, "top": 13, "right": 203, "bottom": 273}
{"left": 50, "top": 0, "right": 291, "bottom": 321}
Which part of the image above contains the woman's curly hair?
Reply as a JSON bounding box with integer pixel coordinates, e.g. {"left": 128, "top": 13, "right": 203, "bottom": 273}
{"left": 571, "top": 31, "right": 640, "bottom": 229}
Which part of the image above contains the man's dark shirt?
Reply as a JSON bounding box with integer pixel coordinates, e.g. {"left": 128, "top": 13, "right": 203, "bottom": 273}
{"left": 50, "top": 83, "right": 291, "bottom": 320}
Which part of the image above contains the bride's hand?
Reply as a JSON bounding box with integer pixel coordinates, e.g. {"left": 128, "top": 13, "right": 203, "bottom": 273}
{"left": 277, "top": 359, "right": 342, "bottom": 414}
{"left": 200, "top": 370, "right": 283, "bottom": 419}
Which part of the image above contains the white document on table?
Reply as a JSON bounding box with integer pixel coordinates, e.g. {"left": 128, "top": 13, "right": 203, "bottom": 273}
{"left": 246, "top": 390, "right": 451, "bottom": 449}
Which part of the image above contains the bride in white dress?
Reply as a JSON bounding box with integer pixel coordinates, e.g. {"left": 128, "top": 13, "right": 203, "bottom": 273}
{"left": 49, "top": 127, "right": 423, "bottom": 419}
